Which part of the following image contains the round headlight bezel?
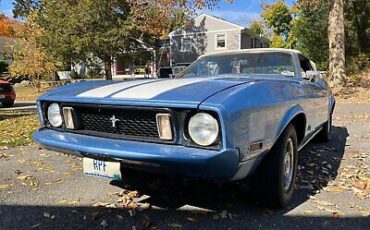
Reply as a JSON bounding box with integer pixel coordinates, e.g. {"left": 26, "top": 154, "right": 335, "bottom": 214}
{"left": 47, "top": 103, "right": 63, "bottom": 128}
{"left": 188, "top": 112, "right": 220, "bottom": 147}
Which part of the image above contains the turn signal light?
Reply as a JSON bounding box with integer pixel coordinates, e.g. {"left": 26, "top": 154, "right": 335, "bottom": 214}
{"left": 156, "top": 113, "right": 173, "bottom": 140}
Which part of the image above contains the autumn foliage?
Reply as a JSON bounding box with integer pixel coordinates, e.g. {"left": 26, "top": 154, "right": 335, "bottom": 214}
{"left": 0, "top": 15, "right": 13, "bottom": 37}
{"left": 0, "top": 15, "right": 22, "bottom": 37}
{"left": 10, "top": 16, "right": 56, "bottom": 91}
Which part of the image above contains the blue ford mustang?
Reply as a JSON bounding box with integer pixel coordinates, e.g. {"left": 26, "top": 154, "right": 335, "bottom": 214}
{"left": 33, "top": 49, "right": 335, "bottom": 207}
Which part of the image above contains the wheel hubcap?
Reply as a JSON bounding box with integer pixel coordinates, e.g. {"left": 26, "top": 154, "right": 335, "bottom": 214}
{"left": 283, "top": 138, "right": 294, "bottom": 191}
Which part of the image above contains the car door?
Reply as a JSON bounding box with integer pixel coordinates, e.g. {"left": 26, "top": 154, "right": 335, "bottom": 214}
{"left": 299, "top": 55, "right": 328, "bottom": 130}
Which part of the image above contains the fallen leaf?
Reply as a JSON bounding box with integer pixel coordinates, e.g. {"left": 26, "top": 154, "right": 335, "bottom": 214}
{"left": 316, "top": 206, "right": 337, "bottom": 213}
{"left": 128, "top": 209, "right": 136, "bottom": 217}
{"left": 92, "top": 202, "right": 111, "bottom": 207}
{"left": 353, "top": 181, "right": 367, "bottom": 190}
{"left": 17, "top": 175, "right": 31, "bottom": 180}
{"left": 58, "top": 200, "right": 67, "bottom": 204}
{"left": 116, "top": 215, "right": 124, "bottom": 221}
{"left": 43, "top": 212, "right": 55, "bottom": 219}
{"left": 0, "top": 183, "right": 12, "bottom": 190}
{"left": 69, "top": 200, "right": 79, "bottom": 205}
{"left": 100, "top": 220, "right": 108, "bottom": 228}
{"left": 325, "top": 186, "right": 345, "bottom": 193}
{"left": 168, "top": 223, "right": 182, "bottom": 228}
{"left": 31, "top": 223, "right": 41, "bottom": 228}
{"left": 186, "top": 217, "right": 198, "bottom": 223}
{"left": 220, "top": 210, "right": 228, "bottom": 218}
{"left": 314, "top": 199, "right": 336, "bottom": 206}
{"left": 307, "top": 171, "right": 314, "bottom": 175}
{"left": 332, "top": 212, "right": 341, "bottom": 218}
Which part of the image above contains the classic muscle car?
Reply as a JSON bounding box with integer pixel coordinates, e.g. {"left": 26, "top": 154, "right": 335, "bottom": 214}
{"left": 33, "top": 48, "right": 335, "bottom": 207}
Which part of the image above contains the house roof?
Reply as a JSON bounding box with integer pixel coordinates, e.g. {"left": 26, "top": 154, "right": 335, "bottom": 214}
{"left": 196, "top": 13, "right": 244, "bottom": 29}
{"left": 169, "top": 13, "right": 244, "bottom": 36}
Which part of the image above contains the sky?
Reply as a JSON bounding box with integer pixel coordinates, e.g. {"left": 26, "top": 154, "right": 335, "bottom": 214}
{"left": 0, "top": 0, "right": 293, "bottom": 27}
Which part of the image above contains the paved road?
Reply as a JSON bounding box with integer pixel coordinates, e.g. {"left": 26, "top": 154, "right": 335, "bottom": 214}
{"left": 0, "top": 101, "right": 36, "bottom": 116}
{"left": 0, "top": 103, "right": 369, "bottom": 229}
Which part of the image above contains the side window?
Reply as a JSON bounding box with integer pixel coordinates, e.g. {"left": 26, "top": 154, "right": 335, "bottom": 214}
{"left": 299, "top": 55, "right": 313, "bottom": 72}
{"left": 216, "top": 34, "right": 226, "bottom": 49}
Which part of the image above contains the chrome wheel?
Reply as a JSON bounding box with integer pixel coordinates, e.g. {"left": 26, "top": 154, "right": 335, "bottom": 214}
{"left": 283, "top": 138, "right": 294, "bottom": 191}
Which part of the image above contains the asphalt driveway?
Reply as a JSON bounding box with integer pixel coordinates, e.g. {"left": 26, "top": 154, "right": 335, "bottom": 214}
{"left": 0, "top": 103, "right": 369, "bottom": 229}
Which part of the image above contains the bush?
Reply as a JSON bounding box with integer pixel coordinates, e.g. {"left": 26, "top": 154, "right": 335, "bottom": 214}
{"left": 86, "top": 63, "right": 103, "bottom": 79}
{"left": 0, "top": 60, "right": 9, "bottom": 74}
{"left": 346, "top": 54, "right": 370, "bottom": 87}
{"left": 70, "top": 68, "right": 79, "bottom": 79}
{"left": 347, "top": 53, "right": 370, "bottom": 76}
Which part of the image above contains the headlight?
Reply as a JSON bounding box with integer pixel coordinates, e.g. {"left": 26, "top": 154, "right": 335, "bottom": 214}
{"left": 188, "top": 112, "right": 219, "bottom": 146}
{"left": 47, "top": 103, "right": 63, "bottom": 127}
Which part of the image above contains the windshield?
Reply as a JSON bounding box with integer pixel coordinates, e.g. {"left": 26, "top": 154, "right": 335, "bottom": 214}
{"left": 179, "top": 52, "right": 295, "bottom": 78}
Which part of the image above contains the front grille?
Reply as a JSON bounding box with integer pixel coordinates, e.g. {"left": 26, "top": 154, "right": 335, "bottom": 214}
{"left": 75, "top": 106, "right": 160, "bottom": 139}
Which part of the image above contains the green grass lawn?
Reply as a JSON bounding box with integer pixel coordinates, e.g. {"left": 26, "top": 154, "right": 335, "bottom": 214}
{"left": 14, "top": 86, "right": 52, "bottom": 101}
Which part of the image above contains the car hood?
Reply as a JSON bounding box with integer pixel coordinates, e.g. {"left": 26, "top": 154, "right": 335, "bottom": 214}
{"left": 40, "top": 77, "right": 258, "bottom": 108}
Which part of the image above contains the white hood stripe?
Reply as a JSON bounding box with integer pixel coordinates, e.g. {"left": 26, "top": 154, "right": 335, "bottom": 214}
{"left": 77, "top": 79, "right": 157, "bottom": 98}
{"left": 111, "top": 78, "right": 206, "bottom": 99}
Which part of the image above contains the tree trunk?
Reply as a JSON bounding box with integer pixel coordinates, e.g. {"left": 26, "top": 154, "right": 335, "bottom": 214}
{"left": 34, "top": 74, "right": 41, "bottom": 93}
{"left": 104, "top": 59, "right": 113, "bottom": 80}
{"left": 328, "top": 0, "right": 346, "bottom": 87}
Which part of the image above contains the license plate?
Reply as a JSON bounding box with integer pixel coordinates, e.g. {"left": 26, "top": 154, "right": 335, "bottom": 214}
{"left": 0, "top": 95, "right": 5, "bottom": 99}
{"left": 83, "top": 158, "right": 121, "bottom": 180}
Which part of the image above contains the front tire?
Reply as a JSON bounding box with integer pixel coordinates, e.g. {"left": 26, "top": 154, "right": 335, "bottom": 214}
{"left": 254, "top": 124, "right": 298, "bottom": 208}
{"left": 317, "top": 113, "right": 332, "bottom": 142}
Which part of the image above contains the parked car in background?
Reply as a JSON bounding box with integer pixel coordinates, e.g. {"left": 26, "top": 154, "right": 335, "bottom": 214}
{"left": 158, "top": 66, "right": 188, "bottom": 78}
{"left": 33, "top": 48, "right": 335, "bottom": 208}
{"left": 0, "top": 80, "right": 16, "bottom": 107}
{"left": 158, "top": 66, "right": 173, "bottom": 78}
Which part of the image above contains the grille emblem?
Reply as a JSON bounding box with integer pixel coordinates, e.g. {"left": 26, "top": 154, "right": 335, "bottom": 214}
{"left": 109, "top": 115, "right": 120, "bottom": 128}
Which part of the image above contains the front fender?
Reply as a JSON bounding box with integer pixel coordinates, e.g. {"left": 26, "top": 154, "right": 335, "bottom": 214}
{"left": 275, "top": 104, "right": 305, "bottom": 145}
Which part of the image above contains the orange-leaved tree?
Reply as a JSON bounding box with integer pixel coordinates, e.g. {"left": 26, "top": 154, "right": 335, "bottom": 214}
{"left": 0, "top": 15, "right": 14, "bottom": 37}
{"left": 128, "top": 0, "right": 233, "bottom": 38}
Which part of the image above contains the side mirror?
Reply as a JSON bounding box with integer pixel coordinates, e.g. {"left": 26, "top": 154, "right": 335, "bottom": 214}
{"left": 302, "top": 70, "right": 321, "bottom": 82}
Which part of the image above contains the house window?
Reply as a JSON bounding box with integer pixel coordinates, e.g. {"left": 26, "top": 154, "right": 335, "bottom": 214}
{"left": 181, "top": 38, "right": 192, "bottom": 52}
{"left": 216, "top": 34, "right": 226, "bottom": 49}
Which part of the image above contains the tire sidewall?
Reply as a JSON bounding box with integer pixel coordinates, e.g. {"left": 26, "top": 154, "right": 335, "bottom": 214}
{"left": 327, "top": 113, "right": 332, "bottom": 140}
{"left": 277, "top": 125, "right": 298, "bottom": 206}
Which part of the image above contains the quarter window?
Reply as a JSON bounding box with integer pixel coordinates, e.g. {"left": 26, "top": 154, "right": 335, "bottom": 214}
{"left": 216, "top": 34, "right": 226, "bottom": 49}
{"left": 299, "top": 55, "right": 313, "bottom": 72}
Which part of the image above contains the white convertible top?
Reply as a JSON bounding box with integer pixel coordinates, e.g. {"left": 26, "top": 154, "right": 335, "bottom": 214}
{"left": 200, "top": 48, "right": 302, "bottom": 58}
